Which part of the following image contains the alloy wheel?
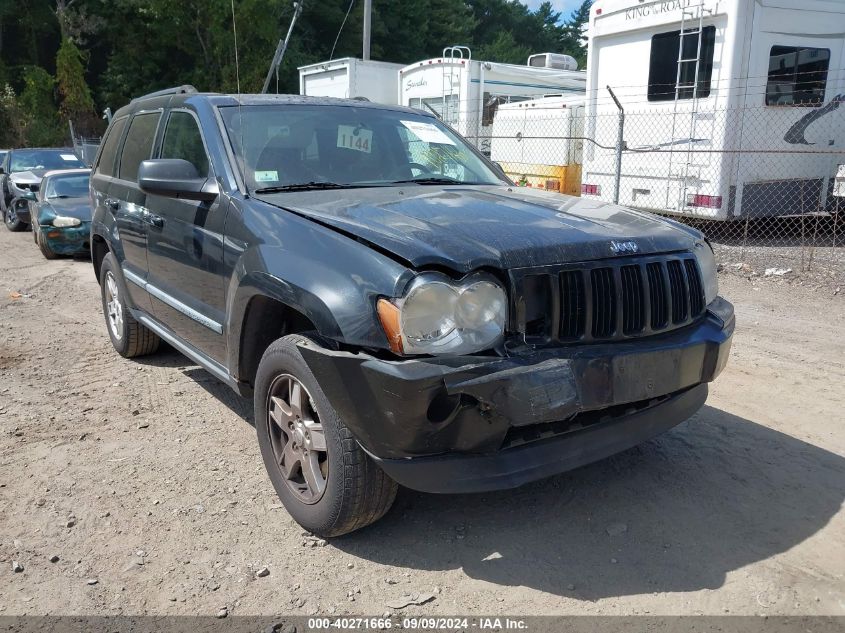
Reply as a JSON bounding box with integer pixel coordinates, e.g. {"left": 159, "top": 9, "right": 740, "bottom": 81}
{"left": 267, "top": 374, "right": 328, "bottom": 504}
{"left": 104, "top": 271, "right": 124, "bottom": 340}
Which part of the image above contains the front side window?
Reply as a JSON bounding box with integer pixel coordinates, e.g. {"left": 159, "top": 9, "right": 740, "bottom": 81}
{"left": 119, "top": 112, "right": 161, "bottom": 182}
{"left": 96, "top": 116, "right": 127, "bottom": 177}
{"left": 9, "top": 149, "right": 85, "bottom": 173}
{"left": 219, "top": 104, "right": 502, "bottom": 191}
{"left": 161, "top": 111, "right": 209, "bottom": 175}
{"left": 45, "top": 173, "right": 90, "bottom": 199}
{"left": 766, "top": 45, "right": 829, "bottom": 106}
{"left": 648, "top": 25, "right": 716, "bottom": 102}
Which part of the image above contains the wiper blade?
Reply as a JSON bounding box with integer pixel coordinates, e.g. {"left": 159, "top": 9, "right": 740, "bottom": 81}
{"left": 390, "top": 177, "right": 462, "bottom": 185}
{"left": 48, "top": 195, "right": 71, "bottom": 199}
{"left": 254, "top": 181, "right": 369, "bottom": 193}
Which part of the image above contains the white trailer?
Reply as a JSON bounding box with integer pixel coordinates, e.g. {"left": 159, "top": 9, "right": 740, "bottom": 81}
{"left": 582, "top": 0, "right": 845, "bottom": 220}
{"left": 490, "top": 95, "right": 585, "bottom": 195}
{"left": 298, "top": 58, "right": 404, "bottom": 105}
{"left": 399, "top": 47, "right": 587, "bottom": 154}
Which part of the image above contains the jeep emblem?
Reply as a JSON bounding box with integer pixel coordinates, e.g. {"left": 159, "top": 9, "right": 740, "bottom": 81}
{"left": 610, "top": 240, "right": 639, "bottom": 255}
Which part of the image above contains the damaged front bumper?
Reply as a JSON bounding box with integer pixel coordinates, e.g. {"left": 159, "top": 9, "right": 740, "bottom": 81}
{"left": 39, "top": 222, "right": 91, "bottom": 255}
{"left": 299, "top": 297, "right": 734, "bottom": 494}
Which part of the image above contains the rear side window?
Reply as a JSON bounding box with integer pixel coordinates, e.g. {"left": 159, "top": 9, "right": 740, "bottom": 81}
{"left": 647, "top": 26, "right": 716, "bottom": 102}
{"left": 96, "top": 116, "right": 127, "bottom": 177}
{"left": 766, "top": 46, "right": 830, "bottom": 106}
{"left": 119, "top": 112, "right": 161, "bottom": 182}
{"left": 161, "top": 111, "right": 209, "bottom": 175}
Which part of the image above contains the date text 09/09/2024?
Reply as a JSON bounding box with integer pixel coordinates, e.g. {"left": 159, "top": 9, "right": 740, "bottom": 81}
{"left": 307, "top": 617, "right": 528, "bottom": 630}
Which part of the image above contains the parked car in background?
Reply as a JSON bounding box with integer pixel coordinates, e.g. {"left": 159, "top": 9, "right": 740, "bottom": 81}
{"left": 30, "top": 169, "right": 92, "bottom": 259}
{"left": 91, "top": 87, "right": 733, "bottom": 537}
{"left": 1, "top": 148, "right": 86, "bottom": 231}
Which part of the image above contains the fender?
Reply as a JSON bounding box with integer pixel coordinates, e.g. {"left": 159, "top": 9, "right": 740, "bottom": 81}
{"left": 91, "top": 218, "right": 127, "bottom": 271}
{"left": 223, "top": 204, "right": 415, "bottom": 378}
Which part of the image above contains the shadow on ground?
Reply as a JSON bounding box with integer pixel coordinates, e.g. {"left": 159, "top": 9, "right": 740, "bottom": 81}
{"left": 134, "top": 350, "right": 845, "bottom": 600}
{"left": 333, "top": 406, "right": 845, "bottom": 600}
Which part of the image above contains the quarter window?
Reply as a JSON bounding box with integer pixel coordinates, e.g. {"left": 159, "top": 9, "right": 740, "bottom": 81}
{"left": 647, "top": 26, "right": 716, "bottom": 102}
{"left": 766, "top": 46, "right": 829, "bottom": 106}
{"left": 161, "top": 112, "right": 209, "bottom": 175}
{"left": 95, "top": 116, "right": 127, "bottom": 177}
{"left": 119, "top": 112, "right": 161, "bottom": 182}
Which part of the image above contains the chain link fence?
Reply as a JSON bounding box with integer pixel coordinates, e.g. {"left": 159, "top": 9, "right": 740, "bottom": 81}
{"left": 443, "top": 95, "right": 845, "bottom": 289}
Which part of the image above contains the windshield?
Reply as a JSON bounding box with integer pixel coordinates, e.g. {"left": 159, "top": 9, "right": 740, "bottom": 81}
{"left": 219, "top": 104, "right": 503, "bottom": 191}
{"left": 45, "top": 173, "right": 90, "bottom": 199}
{"left": 10, "top": 150, "right": 85, "bottom": 173}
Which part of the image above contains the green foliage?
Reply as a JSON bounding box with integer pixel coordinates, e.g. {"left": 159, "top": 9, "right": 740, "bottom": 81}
{"left": 0, "top": 84, "right": 26, "bottom": 147}
{"left": 57, "top": 38, "right": 95, "bottom": 119}
{"left": 19, "top": 67, "right": 66, "bottom": 147}
{"left": 560, "top": 0, "right": 592, "bottom": 67}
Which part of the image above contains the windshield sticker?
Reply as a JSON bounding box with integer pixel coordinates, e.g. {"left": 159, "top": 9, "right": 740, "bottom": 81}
{"left": 255, "top": 170, "right": 279, "bottom": 182}
{"left": 337, "top": 125, "right": 373, "bottom": 153}
{"left": 400, "top": 120, "right": 455, "bottom": 146}
{"left": 60, "top": 154, "right": 78, "bottom": 161}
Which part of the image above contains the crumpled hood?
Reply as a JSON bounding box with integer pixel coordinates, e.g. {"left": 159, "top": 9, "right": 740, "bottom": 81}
{"left": 257, "top": 185, "right": 700, "bottom": 272}
{"left": 40, "top": 198, "right": 92, "bottom": 222}
{"left": 10, "top": 170, "right": 45, "bottom": 186}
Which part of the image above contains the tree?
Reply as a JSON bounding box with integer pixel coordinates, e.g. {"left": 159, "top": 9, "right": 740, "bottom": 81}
{"left": 560, "top": 0, "right": 592, "bottom": 67}
{"left": 56, "top": 38, "right": 97, "bottom": 135}
{"left": 0, "top": 84, "right": 26, "bottom": 147}
{"left": 19, "top": 67, "right": 65, "bottom": 146}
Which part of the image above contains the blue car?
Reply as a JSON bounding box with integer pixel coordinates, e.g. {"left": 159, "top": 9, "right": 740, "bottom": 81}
{"left": 31, "top": 169, "right": 92, "bottom": 259}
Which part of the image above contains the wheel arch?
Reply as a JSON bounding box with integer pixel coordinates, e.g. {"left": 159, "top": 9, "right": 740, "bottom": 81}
{"left": 91, "top": 233, "right": 110, "bottom": 283}
{"left": 230, "top": 282, "right": 331, "bottom": 388}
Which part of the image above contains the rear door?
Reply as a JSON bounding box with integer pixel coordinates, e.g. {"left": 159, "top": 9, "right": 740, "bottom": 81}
{"left": 145, "top": 109, "right": 229, "bottom": 363}
{"left": 109, "top": 110, "right": 163, "bottom": 307}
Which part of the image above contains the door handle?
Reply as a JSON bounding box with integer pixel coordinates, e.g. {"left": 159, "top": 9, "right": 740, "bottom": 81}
{"left": 147, "top": 214, "right": 164, "bottom": 229}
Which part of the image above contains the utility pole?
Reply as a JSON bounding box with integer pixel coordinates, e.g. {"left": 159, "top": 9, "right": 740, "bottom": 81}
{"left": 362, "top": 0, "right": 372, "bottom": 60}
{"left": 262, "top": 1, "right": 304, "bottom": 94}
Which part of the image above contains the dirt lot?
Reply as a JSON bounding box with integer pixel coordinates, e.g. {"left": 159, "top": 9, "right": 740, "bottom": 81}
{"left": 0, "top": 225, "right": 843, "bottom": 618}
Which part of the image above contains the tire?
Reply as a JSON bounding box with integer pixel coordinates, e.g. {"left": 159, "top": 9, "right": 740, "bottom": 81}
{"left": 255, "top": 334, "right": 397, "bottom": 537}
{"left": 99, "top": 253, "right": 160, "bottom": 358}
{"left": 36, "top": 231, "right": 60, "bottom": 259}
{"left": 3, "top": 201, "right": 27, "bottom": 232}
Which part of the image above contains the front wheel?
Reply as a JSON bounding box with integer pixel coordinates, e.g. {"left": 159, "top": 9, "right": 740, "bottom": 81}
{"left": 3, "top": 202, "right": 27, "bottom": 232}
{"left": 255, "top": 334, "right": 397, "bottom": 537}
{"left": 36, "top": 230, "right": 60, "bottom": 259}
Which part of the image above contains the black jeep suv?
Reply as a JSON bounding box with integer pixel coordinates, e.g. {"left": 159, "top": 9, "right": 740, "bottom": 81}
{"left": 90, "top": 86, "right": 733, "bottom": 536}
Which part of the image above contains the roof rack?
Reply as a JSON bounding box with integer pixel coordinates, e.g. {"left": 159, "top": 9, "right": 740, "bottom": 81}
{"left": 131, "top": 85, "right": 198, "bottom": 102}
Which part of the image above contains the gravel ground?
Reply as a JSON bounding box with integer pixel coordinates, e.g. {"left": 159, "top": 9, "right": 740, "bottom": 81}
{"left": 0, "top": 225, "right": 843, "bottom": 617}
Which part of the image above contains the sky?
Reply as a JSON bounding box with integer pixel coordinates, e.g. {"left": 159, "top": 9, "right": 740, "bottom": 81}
{"left": 521, "top": 0, "right": 582, "bottom": 18}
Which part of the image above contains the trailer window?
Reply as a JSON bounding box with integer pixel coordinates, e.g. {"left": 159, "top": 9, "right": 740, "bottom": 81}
{"left": 765, "top": 46, "right": 829, "bottom": 107}
{"left": 647, "top": 26, "right": 715, "bottom": 102}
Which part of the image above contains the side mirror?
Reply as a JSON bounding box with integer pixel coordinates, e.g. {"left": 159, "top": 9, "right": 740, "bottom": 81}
{"left": 0, "top": 167, "right": 5, "bottom": 175}
{"left": 19, "top": 191, "right": 37, "bottom": 201}
{"left": 138, "top": 159, "right": 218, "bottom": 202}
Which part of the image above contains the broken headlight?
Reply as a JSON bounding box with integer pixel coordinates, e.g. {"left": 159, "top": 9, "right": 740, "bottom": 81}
{"left": 377, "top": 273, "right": 507, "bottom": 355}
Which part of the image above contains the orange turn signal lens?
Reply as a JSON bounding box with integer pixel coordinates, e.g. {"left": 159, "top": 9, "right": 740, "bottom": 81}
{"left": 376, "top": 298, "right": 403, "bottom": 354}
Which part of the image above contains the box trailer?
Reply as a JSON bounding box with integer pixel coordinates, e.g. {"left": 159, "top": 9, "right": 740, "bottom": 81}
{"left": 581, "top": 0, "right": 845, "bottom": 220}
{"left": 490, "top": 95, "right": 585, "bottom": 195}
{"left": 299, "top": 58, "right": 404, "bottom": 105}
{"left": 400, "top": 47, "right": 587, "bottom": 154}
